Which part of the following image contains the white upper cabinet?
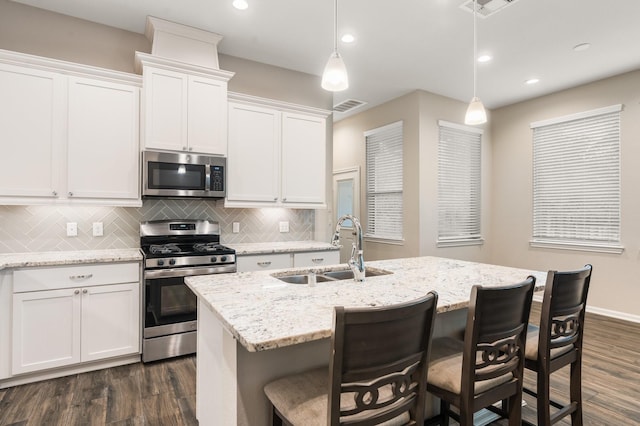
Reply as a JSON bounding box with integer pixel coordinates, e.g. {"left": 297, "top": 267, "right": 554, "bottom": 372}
{"left": 137, "top": 53, "right": 233, "bottom": 156}
{"left": 0, "top": 50, "right": 142, "bottom": 206}
{"left": 67, "top": 76, "right": 139, "bottom": 201}
{"left": 226, "top": 94, "right": 330, "bottom": 209}
{"left": 0, "top": 63, "right": 65, "bottom": 199}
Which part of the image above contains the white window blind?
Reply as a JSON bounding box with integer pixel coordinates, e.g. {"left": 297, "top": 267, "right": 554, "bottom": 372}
{"left": 437, "top": 120, "right": 483, "bottom": 246}
{"left": 365, "top": 121, "right": 403, "bottom": 241}
{"left": 531, "top": 104, "right": 622, "bottom": 252}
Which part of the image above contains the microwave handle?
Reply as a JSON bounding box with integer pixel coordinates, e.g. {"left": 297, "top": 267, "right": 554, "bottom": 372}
{"left": 205, "top": 164, "right": 211, "bottom": 192}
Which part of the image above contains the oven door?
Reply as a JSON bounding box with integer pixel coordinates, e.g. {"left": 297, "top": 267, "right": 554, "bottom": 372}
{"left": 144, "top": 273, "right": 197, "bottom": 338}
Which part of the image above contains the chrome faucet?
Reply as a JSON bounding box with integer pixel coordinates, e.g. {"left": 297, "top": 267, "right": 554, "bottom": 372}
{"left": 331, "top": 215, "right": 365, "bottom": 282}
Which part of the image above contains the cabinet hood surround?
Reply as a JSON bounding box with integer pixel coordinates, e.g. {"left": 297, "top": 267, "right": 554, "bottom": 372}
{"left": 142, "top": 16, "right": 226, "bottom": 70}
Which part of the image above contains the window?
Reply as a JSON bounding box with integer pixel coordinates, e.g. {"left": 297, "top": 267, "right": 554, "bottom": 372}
{"left": 365, "top": 121, "right": 403, "bottom": 241}
{"left": 437, "top": 120, "right": 483, "bottom": 247}
{"left": 531, "top": 104, "right": 623, "bottom": 253}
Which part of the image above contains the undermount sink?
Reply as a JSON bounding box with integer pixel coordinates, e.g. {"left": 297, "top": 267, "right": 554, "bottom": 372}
{"left": 272, "top": 267, "right": 392, "bottom": 284}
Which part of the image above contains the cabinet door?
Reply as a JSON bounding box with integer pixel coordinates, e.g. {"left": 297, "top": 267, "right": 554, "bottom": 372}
{"left": 227, "top": 102, "right": 280, "bottom": 203}
{"left": 67, "top": 76, "right": 140, "bottom": 200}
{"left": 142, "top": 66, "right": 188, "bottom": 152}
{"left": 0, "top": 64, "right": 65, "bottom": 199}
{"left": 281, "top": 112, "right": 326, "bottom": 205}
{"left": 12, "top": 288, "right": 81, "bottom": 375}
{"left": 81, "top": 282, "right": 140, "bottom": 362}
{"left": 187, "top": 75, "right": 227, "bottom": 155}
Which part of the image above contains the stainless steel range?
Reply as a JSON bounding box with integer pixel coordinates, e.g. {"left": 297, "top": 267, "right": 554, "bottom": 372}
{"left": 140, "top": 219, "right": 236, "bottom": 363}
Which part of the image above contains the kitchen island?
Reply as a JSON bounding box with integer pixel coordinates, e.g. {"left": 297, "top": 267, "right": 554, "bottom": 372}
{"left": 185, "top": 256, "right": 546, "bottom": 426}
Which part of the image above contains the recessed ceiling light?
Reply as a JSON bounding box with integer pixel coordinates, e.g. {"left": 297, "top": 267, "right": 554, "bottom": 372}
{"left": 477, "top": 55, "right": 492, "bottom": 63}
{"left": 525, "top": 78, "right": 540, "bottom": 85}
{"left": 341, "top": 33, "right": 355, "bottom": 43}
{"left": 573, "top": 43, "right": 591, "bottom": 52}
{"left": 232, "top": 0, "right": 248, "bottom": 10}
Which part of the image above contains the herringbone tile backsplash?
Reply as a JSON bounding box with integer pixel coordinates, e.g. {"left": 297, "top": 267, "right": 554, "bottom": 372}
{"left": 0, "top": 199, "right": 315, "bottom": 253}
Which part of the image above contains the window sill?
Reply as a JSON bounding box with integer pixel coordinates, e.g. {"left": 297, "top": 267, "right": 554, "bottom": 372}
{"left": 529, "top": 239, "right": 625, "bottom": 254}
{"left": 364, "top": 237, "right": 404, "bottom": 246}
{"left": 437, "top": 238, "right": 484, "bottom": 248}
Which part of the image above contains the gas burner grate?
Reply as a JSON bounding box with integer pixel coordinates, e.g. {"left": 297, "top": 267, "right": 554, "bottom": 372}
{"left": 193, "top": 242, "right": 224, "bottom": 253}
{"left": 149, "top": 243, "right": 182, "bottom": 254}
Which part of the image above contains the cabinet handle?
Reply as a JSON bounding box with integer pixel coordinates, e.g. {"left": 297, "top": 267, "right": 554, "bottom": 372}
{"left": 274, "top": 197, "right": 278, "bottom": 201}
{"left": 74, "top": 289, "right": 80, "bottom": 295}
{"left": 82, "top": 289, "right": 88, "bottom": 294}
{"left": 70, "top": 274, "right": 93, "bottom": 280}
{"left": 312, "top": 258, "right": 324, "bottom": 263}
{"left": 257, "top": 261, "right": 272, "bottom": 267}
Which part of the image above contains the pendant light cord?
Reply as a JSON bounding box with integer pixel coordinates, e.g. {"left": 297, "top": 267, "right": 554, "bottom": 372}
{"left": 333, "top": 0, "right": 338, "bottom": 53}
{"left": 473, "top": 0, "right": 478, "bottom": 98}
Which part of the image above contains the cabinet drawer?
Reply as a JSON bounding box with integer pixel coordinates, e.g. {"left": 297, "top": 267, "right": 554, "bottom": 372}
{"left": 13, "top": 262, "right": 140, "bottom": 293}
{"left": 293, "top": 251, "right": 340, "bottom": 267}
{"left": 236, "top": 254, "right": 292, "bottom": 272}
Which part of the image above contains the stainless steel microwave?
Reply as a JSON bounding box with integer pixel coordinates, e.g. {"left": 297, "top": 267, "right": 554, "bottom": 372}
{"left": 142, "top": 151, "right": 226, "bottom": 198}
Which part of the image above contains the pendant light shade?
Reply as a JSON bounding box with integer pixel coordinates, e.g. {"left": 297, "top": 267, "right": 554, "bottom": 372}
{"left": 322, "top": 51, "right": 349, "bottom": 91}
{"left": 322, "top": 0, "right": 348, "bottom": 92}
{"left": 465, "top": 96, "right": 487, "bottom": 125}
{"left": 465, "top": 0, "right": 487, "bottom": 125}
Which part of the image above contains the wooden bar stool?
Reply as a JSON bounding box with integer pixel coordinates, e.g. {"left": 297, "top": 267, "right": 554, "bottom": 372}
{"left": 426, "top": 277, "right": 535, "bottom": 426}
{"left": 523, "top": 264, "right": 592, "bottom": 426}
{"left": 264, "top": 291, "right": 438, "bottom": 426}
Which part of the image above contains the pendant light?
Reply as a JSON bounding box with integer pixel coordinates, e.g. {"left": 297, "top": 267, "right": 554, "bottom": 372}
{"left": 465, "top": 0, "right": 487, "bottom": 125}
{"left": 321, "top": 0, "right": 348, "bottom": 91}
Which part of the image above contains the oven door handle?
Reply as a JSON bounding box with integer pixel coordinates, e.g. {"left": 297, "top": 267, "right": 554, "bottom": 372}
{"left": 144, "top": 265, "right": 236, "bottom": 279}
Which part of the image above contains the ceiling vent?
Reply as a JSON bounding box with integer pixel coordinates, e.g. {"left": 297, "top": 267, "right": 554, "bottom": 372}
{"left": 333, "top": 99, "right": 367, "bottom": 113}
{"left": 460, "top": 0, "right": 521, "bottom": 18}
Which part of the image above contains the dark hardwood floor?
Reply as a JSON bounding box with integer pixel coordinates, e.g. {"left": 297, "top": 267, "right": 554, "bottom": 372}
{"left": 0, "top": 302, "right": 638, "bottom": 425}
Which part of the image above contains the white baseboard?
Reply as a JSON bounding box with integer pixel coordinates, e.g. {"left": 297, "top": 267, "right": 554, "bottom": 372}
{"left": 532, "top": 294, "right": 640, "bottom": 324}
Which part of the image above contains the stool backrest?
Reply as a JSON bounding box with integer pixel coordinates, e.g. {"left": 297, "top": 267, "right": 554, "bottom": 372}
{"left": 328, "top": 291, "right": 439, "bottom": 426}
{"left": 539, "top": 264, "right": 592, "bottom": 363}
{"left": 462, "top": 277, "right": 535, "bottom": 404}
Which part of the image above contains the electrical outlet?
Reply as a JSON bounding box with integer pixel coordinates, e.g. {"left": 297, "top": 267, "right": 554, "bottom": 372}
{"left": 66, "top": 222, "right": 78, "bottom": 237}
{"left": 92, "top": 222, "right": 104, "bottom": 237}
{"left": 232, "top": 222, "right": 240, "bottom": 233}
{"left": 279, "top": 221, "right": 290, "bottom": 233}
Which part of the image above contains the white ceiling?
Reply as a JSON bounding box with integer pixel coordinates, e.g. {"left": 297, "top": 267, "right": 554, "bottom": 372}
{"left": 12, "top": 0, "right": 640, "bottom": 120}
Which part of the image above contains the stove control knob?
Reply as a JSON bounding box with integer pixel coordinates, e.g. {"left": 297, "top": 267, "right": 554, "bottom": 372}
{"left": 157, "top": 260, "right": 164, "bottom": 266}
{"left": 169, "top": 259, "right": 176, "bottom": 266}
{"left": 220, "top": 256, "right": 228, "bottom": 262}
{"left": 210, "top": 256, "right": 218, "bottom": 263}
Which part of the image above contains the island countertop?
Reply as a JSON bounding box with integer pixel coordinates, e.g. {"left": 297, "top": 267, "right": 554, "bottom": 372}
{"left": 185, "top": 256, "right": 546, "bottom": 353}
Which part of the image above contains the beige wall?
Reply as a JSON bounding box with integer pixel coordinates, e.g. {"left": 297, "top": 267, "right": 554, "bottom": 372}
{"left": 334, "top": 90, "right": 492, "bottom": 263}
{"left": 491, "top": 70, "right": 640, "bottom": 317}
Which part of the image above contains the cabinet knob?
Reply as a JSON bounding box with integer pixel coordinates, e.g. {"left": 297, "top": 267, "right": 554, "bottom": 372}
{"left": 189, "top": 147, "right": 193, "bottom": 151}
{"left": 68, "top": 192, "right": 73, "bottom": 197}
{"left": 274, "top": 197, "right": 278, "bottom": 201}
{"left": 183, "top": 146, "right": 188, "bottom": 151}
{"left": 52, "top": 191, "right": 57, "bottom": 196}
{"left": 82, "top": 289, "right": 88, "bottom": 294}
{"left": 74, "top": 289, "right": 80, "bottom": 295}
{"left": 282, "top": 198, "right": 287, "bottom": 201}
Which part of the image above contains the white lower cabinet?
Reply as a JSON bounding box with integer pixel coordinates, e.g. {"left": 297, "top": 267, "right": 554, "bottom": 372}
{"left": 236, "top": 253, "right": 292, "bottom": 273}
{"left": 293, "top": 250, "right": 339, "bottom": 267}
{"left": 10, "top": 263, "right": 140, "bottom": 376}
{"left": 236, "top": 250, "right": 340, "bottom": 272}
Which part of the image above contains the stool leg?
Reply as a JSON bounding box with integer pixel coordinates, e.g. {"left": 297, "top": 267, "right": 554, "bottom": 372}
{"left": 570, "top": 358, "right": 583, "bottom": 426}
{"left": 440, "top": 399, "right": 450, "bottom": 426}
{"left": 537, "top": 368, "right": 552, "bottom": 426}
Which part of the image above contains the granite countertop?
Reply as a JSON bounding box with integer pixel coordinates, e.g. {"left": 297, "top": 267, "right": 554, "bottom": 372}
{"left": 229, "top": 241, "right": 339, "bottom": 255}
{"left": 185, "top": 256, "right": 547, "bottom": 353}
{"left": 0, "top": 248, "right": 143, "bottom": 270}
